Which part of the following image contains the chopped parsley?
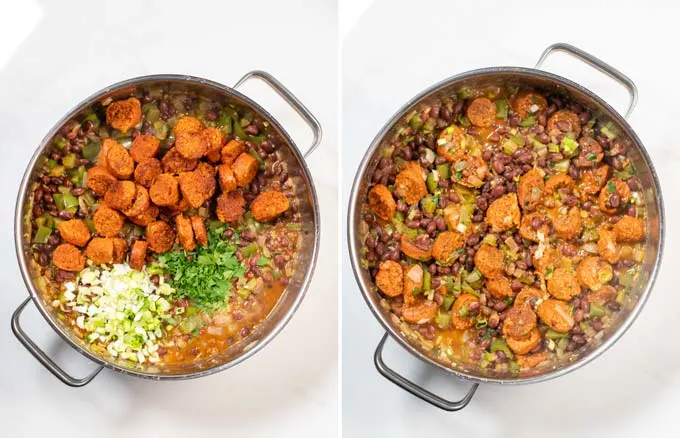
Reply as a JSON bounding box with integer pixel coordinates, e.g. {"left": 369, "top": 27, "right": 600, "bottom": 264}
{"left": 155, "top": 226, "right": 246, "bottom": 310}
{"left": 586, "top": 152, "right": 597, "bottom": 162}
{"left": 607, "top": 181, "right": 616, "bottom": 193}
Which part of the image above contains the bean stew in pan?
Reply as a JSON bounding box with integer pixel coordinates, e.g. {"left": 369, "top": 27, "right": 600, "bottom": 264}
{"left": 361, "top": 85, "right": 646, "bottom": 377}
{"left": 26, "top": 87, "right": 302, "bottom": 368}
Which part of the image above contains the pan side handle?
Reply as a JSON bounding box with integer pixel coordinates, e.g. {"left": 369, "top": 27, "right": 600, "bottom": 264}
{"left": 11, "top": 297, "right": 104, "bottom": 387}
{"left": 535, "top": 42, "right": 638, "bottom": 119}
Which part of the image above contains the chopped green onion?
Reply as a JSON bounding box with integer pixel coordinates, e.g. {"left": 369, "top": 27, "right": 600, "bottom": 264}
{"left": 614, "top": 165, "right": 635, "bottom": 181}
{"left": 589, "top": 303, "right": 605, "bottom": 318}
{"left": 443, "top": 295, "right": 454, "bottom": 311}
{"left": 600, "top": 125, "right": 617, "bottom": 140}
{"left": 553, "top": 159, "right": 570, "bottom": 173}
{"left": 561, "top": 137, "right": 580, "bottom": 157}
{"left": 519, "top": 117, "right": 535, "bottom": 127}
{"left": 495, "top": 100, "right": 508, "bottom": 119}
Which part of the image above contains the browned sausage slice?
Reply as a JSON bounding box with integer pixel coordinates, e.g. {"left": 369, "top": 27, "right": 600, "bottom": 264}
{"left": 104, "top": 180, "right": 136, "bottom": 211}
{"left": 172, "top": 116, "right": 203, "bottom": 136}
{"left": 450, "top": 294, "right": 479, "bottom": 330}
{"left": 178, "top": 163, "right": 216, "bottom": 208}
{"left": 474, "top": 244, "right": 505, "bottom": 279}
{"left": 612, "top": 216, "right": 645, "bottom": 242}
{"left": 146, "top": 221, "right": 175, "bottom": 253}
{"left": 175, "top": 131, "right": 209, "bottom": 160}
{"left": 202, "top": 127, "right": 226, "bottom": 162}
{"left": 52, "top": 243, "right": 85, "bottom": 272}
{"left": 175, "top": 215, "right": 196, "bottom": 252}
{"left": 86, "top": 166, "right": 117, "bottom": 196}
{"left": 251, "top": 191, "right": 291, "bottom": 222}
{"left": 129, "top": 204, "right": 159, "bottom": 227}
{"left": 93, "top": 205, "right": 124, "bottom": 238}
{"left": 400, "top": 234, "right": 433, "bottom": 261}
{"left": 161, "top": 148, "right": 198, "bottom": 174}
{"left": 123, "top": 185, "right": 150, "bottom": 218}
{"left": 518, "top": 168, "right": 544, "bottom": 211}
{"left": 149, "top": 174, "right": 180, "bottom": 207}
{"left": 130, "top": 134, "right": 160, "bottom": 163}
{"left": 232, "top": 152, "right": 259, "bottom": 187}
{"left": 217, "top": 164, "right": 238, "bottom": 193}
{"left": 375, "top": 260, "right": 403, "bottom": 297}
{"left": 216, "top": 191, "right": 246, "bottom": 223}
{"left": 537, "top": 299, "right": 574, "bottom": 333}
{"left": 130, "top": 240, "right": 148, "bottom": 271}
{"left": 134, "top": 158, "right": 163, "bottom": 188}
{"left": 190, "top": 216, "right": 208, "bottom": 246}
{"left": 466, "top": 97, "right": 496, "bottom": 127}
{"left": 57, "top": 219, "right": 91, "bottom": 247}
{"left": 506, "top": 328, "right": 541, "bottom": 355}
{"left": 367, "top": 184, "right": 396, "bottom": 221}
{"left": 105, "top": 97, "right": 141, "bottom": 133}
{"left": 85, "top": 237, "right": 114, "bottom": 265}
{"left": 105, "top": 139, "right": 134, "bottom": 179}
{"left": 431, "top": 231, "right": 465, "bottom": 266}
{"left": 394, "top": 163, "right": 427, "bottom": 205}
{"left": 485, "top": 193, "right": 520, "bottom": 231}
{"left": 546, "top": 110, "right": 581, "bottom": 137}
{"left": 502, "top": 306, "right": 537, "bottom": 339}
{"left": 511, "top": 91, "right": 547, "bottom": 120}
{"left": 221, "top": 139, "right": 246, "bottom": 165}
{"left": 546, "top": 267, "right": 580, "bottom": 300}
{"left": 111, "top": 238, "right": 127, "bottom": 264}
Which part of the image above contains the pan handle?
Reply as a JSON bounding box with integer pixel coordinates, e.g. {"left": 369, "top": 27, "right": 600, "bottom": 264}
{"left": 535, "top": 42, "right": 638, "bottom": 119}
{"left": 374, "top": 333, "right": 479, "bottom": 411}
{"left": 11, "top": 297, "right": 104, "bottom": 387}
{"left": 234, "top": 70, "right": 323, "bottom": 159}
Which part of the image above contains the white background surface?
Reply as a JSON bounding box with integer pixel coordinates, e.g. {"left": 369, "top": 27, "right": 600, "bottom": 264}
{"left": 0, "top": 1, "right": 338, "bottom": 437}
{"left": 342, "top": 1, "right": 678, "bottom": 437}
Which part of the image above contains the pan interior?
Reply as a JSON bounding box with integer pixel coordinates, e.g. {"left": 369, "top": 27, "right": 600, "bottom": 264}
{"left": 350, "top": 68, "right": 663, "bottom": 384}
{"left": 16, "top": 76, "right": 319, "bottom": 378}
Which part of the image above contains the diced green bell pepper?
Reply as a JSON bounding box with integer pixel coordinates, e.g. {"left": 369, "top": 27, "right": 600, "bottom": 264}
{"left": 33, "top": 226, "right": 52, "bottom": 244}
{"left": 490, "top": 338, "right": 514, "bottom": 358}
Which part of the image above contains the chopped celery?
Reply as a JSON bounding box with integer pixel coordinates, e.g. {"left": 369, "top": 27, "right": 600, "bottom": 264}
{"left": 435, "top": 310, "right": 451, "bottom": 329}
{"left": 53, "top": 193, "right": 65, "bottom": 210}
{"left": 619, "top": 271, "right": 635, "bottom": 287}
{"left": 85, "top": 218, "right": 96, "bottom": 233}
{"left": 146, "top": 106, "right": 161, "bottom": 123}
{"left": 495, "top": 99, "right": 508, "bottom": 119}
{"left": 83, "top": 112, "right": 100, "bottom": 128}
{"left": 82, "top": 141, "right": 101, "bottom": 160}
{"left": 421, "top": 196, "right": 437, "bottom": 214}
{"left": 46, "top": 159, "right": 58, "bottom": 170}
{"left": 426, "top": 171, "right": 439, "bottom": 193}
{"left": 481, "top": 233, "right": 497, "bottom": 247}
{"left": 242, "top": 243, "right": 258, "bottom": 258}
{"left": 409, "top": 114, "right": 423, "bottom": 131}
{"left": 286, "top": 223, "right": 302, "bottom": 231}
{"left": 502, "top": 140, "right": 518, "bottom": 155}
{"left": 490, "top": 338, "right": 514, "bottom": 358}
{"left": 545, "top": 329, "right": 567, "bottom": 340}
{"left": 519, "top": 117, "right": 535, "bottom": 127}
{"left": 547, "top": 143, "right": 560, "bottom": 153}
{"left": 443, "top": 295, "right": 454, "bottom": 311}
{"left": 436, "top": 163, "right": 450, "bottom": 180}
{"left": 237, "top": 289, "right": 251, "bottom": 299}
{"left": 49, "top": 165, "right": 65, "bottom": 177}
{"left": 62, "top": 193, "right": 79, "bottom": 210}
{"left": 457, "top": 115, "right": 471, "bottom": 127}
{"left": 509, "top": 135, "right": 525, "bottom": 146}
{"left": 153, "top": 121, "right": 169, "bottom": 140}
{"left": 465, "top": 269, "right": 481, "bottom": 283}
{"left": 423, "top": 271, "right": 431, "bottom": 291}
{"left": 600, "top": 125, "right": 617, "bottom": 140}
{"left": 457, "top": 87, "right": 474, "bottom": 99}
{"left": 561, "top": 137, "right": 580, "bottom": 157}
{"left": 53, "top": 135, "right": 68, "bottom": 150}
{"left": 62, "top": 153, "right": 78, "bottom": 169}
{"left": 33, "top": 226, "right": 52, "bottom": 244}
{"left": 553, "top": 159, "right": 570, "bottom": 173}
{"left": 589, "top": 303, "right": 605, "bottom": 318}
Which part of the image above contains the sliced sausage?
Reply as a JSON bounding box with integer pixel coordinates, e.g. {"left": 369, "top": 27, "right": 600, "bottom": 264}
{"left": 546, "top": 110, "right": 581, "bottom": 137}
{"left": 486, "top": 277, "right": 513, "bottom": 299}
{"left": 134, "top": 158, "right": 163, "bottom": 188}
{"left": 375, "top": 260, "right": 403, "bottom": 297}
{"left": 502, "top": 306, "right": 537, "bottom": 339}
{"left": 367, "top": 184, "right": 396, "bottom": 221}
{"left": 146, "top": 221, "right": 175, "bottom": 253}
{"left": 85, "top": 237, "right": 114, "bottom": 265}
{"left": 216, "top": 191, "right": 246, "bottom": 223}
{"left": 400, "top": 234, "right": 433, "bottom": 261}
{"left": 175, "top": 215, "right": 196, "bottom": 252}
{"left": 172, "top": 116, "right": 203, "bottom": 136}
{"left": 431, "top": 231, "right": 465, "bottom": 266}
{"left": 178, "top": 162, "right": 216, "bottom": 208}
{"left": 577, "top": 256, "right": 613, "bottom": 291}
{"left": 551, "top": 206, "right": 582, "bottom": 240}
{"left": 104, "top": 180, "right": 136, "bottom": 211}
{"left": 598, "top": 178, "right": 632, "bottom": 214}
{"left": 511, "top": 90, "right": 547, "bottom": 120}
{"left": 451, "top": 294, "right": 479, "bottom": 330}
{"left": 519, "top": 212, "right": 550, "bottom": 243}
{"left": 579, "top": 164, "right": 609, "bottom": 198}
{"left": 86, "top": 166, "right": 117, "bottom": 196}
{"left": 544, "top": 174, "right": 574, "bottom": 196}
{"left": 506, "top": 328, "right": 541, "bottom": 355}
{"left": 597, "top": 225, "right": 620, "bottom": 264}
{"left": 443, "top": 204, "right": 462, "bottom": 231}
{"left": 394, "top": 163, "right": 427, "bottom": 205}
{"left": 93, "top": 205, "right": 124, "bottom": 237}
{"left": 217, "top": 164, "right": 238, "bottom": 193}
{"left": 105, "top": 139, "right": 134, "bottom": 179}
{"left": 485, "top": 193, "right": 520, "bottom": 231}
{"left": 190, "top": 216, "right": 208, "bottom": 247}
{"left": 111, "top": 237, "right": 127, "bottom": 264}
{"left": 437, "top": 125, "right": 466, "bottom": 161}
{"left": 517, "top": 351, "right": 548, "bottom": 369}
{"left": 613, "top": 216, "right": 645, "bottom": 242}
{"left": 149, "top": 173, "right": 180, "bottom": 207}
{"left": 573, "top": 137, "right": 604, "bottom": 168}
{"left": 546, "top": 267, "right": 580, "bottom": 301}
{"left": 97, "top": 138, "right": 114, "bottom": 169}
{"left": 130, "top": 134, "right": 160, "bottom": 163}
{"left": 130, "top": 240, "right": 148, "bottom": 271}
{"left": 518, "top": 168, "right": 544, "bottom": 211}
{"left": 129, "top": 204, "right": 159, "bottom": 227}
{"left": 57, "top": 219, "right": 90, "bottom": 247}
{"left": 514, "top": 287, "right": 544, "bottom": 309}
{"left": 202, "top": 127, "right": 226, "bottom": 162}
{"left": 105, "top": 97, "right": 141, "bottom": 133}
{"left": 466, "top": 97, "right": 496, "bottom": 127}
{"left": 587, "top": 285, "right": 617, "bottom": 305}
{"left": 123, "top": 185, "right": 150, "bottom": 218}
{"left": 474, "top": 244, "right": 505, "bottom": 279}
{"left": 451, "top": 155, "right": 488, "bottom": 188}
{"left": 221, "top": 139, "right": 246, "bottom": 165}
{"left": 175, "top": 131, "right": 209, "bottom": 160}
{"left": 161, "top": 147, "right": 198, "bottom": 174}
{"left": 232, "top": 152, "right": 259, "bottom": 187}
{"left": 251, "top": 191, "right": 290, "bottom": 222}
{"left": 534, "top": 246, "right": 560, "bottom": 279}
{"left": 402, "top": 299, "right": 438, "bottom": 324}
{"left": 52, "top": 243, "right": 85, "bottom": 272}
{"left": 537, "top": 299, "right": 574, "bottom": 333}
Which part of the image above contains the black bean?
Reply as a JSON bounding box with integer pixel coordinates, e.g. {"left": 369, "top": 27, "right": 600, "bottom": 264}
{"left": 490, "top": 184, "right": 505, "bottom": 198}
{"left": 608, "top": 193, "right": 620, "bottom": 208}
{"left": 627, "top": 178, "right": 641, "bottom": 191}
{"left": 436, "top": 216, "right": 446, "bottom": 231}
{"left": 58, "top": 210, "right": 73, "bottom": 220}
{"left": 375, "top": 243, "right": 385, "bottom": 256}
{"left": 487, "top": 132, "right": 500, "bottom": 143}
{"left": 509, "top": 114, "right": 520, "bottom": 127}
{"left": 591, "top": 318, "right": 603, "bottom": 331}
{"left": 493, "top": 301, "right": 507, "bottom": 312}
{"left": 261, "top": 140, "right": 275, "bottom": 154}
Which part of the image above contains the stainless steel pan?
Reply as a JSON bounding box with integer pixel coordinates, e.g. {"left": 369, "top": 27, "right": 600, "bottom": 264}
{"left": 13, "top": 71, "right": 322, "bottom": 386}
{"left": 348, "top": 43, "right": 664, "bottom": 410}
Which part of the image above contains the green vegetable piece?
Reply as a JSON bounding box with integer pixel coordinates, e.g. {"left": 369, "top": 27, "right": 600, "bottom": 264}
{"left": 436, "top": 163, "right": 450, "bottom": 180}
{"left": 421, "top": 196, "right": 437, "bottom": 214}
{"left": 614, "top": 165, "right": 635, "bottom": 181}
{"left": 423, "top": 271, "right": 431, "bottom": 292}
{"left": 82, "top": 141, "right": 101, "bottom": 160}
{"left": 547, "top": 143, "right": 560, "bottom": 153}
{"left": 589, "top": 303, "right": 605, "bottom": 318}
{"left": 85, "top": 218, "right": 95, "bottom": 233}
{"left": 619, "top": 271, "right": 634, "bottom": 287}
{"left": 237, "top": 289, "right": 251, "bottom": 299}
{"left": 426, "top": 171, "right": 438, "bottom": 193}
{"left": 62, "top": 193, "right": 79, "bottom": 210}
{"left": 409, "top": 114, "right": 423, "bottom": 131}
{"left": 286, "top": 223, "right": 302, "bottom": 231}
{"left": 443, "top": 295, "right": 454, "bottom": 311}
{"left": 62, "top": 153, "right": 78, "bottom": 169}
{"left": 33, "top": 226, "right": 52, "bottom": 244}
{"left": 53, "top": 193, "right": 65, "bottom": 211}
{"left": 509, "top": 135, "right": 525, "bottom": 146}
{"left": 83, "top": 112, "right": 100, "bottom": 128}
{"left": 561, "top": 137, "right": 580, "bottom": 157}
{"left": 49, "top": 165, "right": 65, "bottom": 177}
{"left": 257, "top": 256, "right": 270, "bottom": 267}
{"left": 435, "top": 310, "right": 451, "bottom": 329}
{"left": 545, "top": 329, "right": 567, "bottom": 340}
{"left": 600, "top": 126, "right": 617, "bottom": 140}
{"left": 53, "top": 135, "right": 68, "bottom": 150}
{"left": 495, "top": 100, "right": 508, "bottom": 119}
{"left": 552, "top": 159, "right": 570, "bottom": 173}
{"left": 153, "top": 121, "right": 168, "bottom": 140}
{"left": 519, "top": 116, "right": 535, "bottom": 127}
{"left": 457, "top": 88, "right": 473, "bottom": 99}
{"left": 147, "top": 106, "right": 161, "bottom": 123}
{"left": 489, "top": 338, "right": 514, "bottom": 358}
{"left": 502, "top": 140, "right": 518, "bottom": 155}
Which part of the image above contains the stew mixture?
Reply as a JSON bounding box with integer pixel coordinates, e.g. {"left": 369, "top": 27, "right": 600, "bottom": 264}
{"left": 362, "top": 86, "right": 646, "bottom": 376}
{"left": 27, "top": 87, "right": 301, "bottom": 368}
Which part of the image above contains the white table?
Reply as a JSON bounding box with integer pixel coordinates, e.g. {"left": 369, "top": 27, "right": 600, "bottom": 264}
{"left": 0, "top": 1, "right": 338, "bottom": 436}
{"left": 342, "top": 1, "right": 677, "bottom": 436}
